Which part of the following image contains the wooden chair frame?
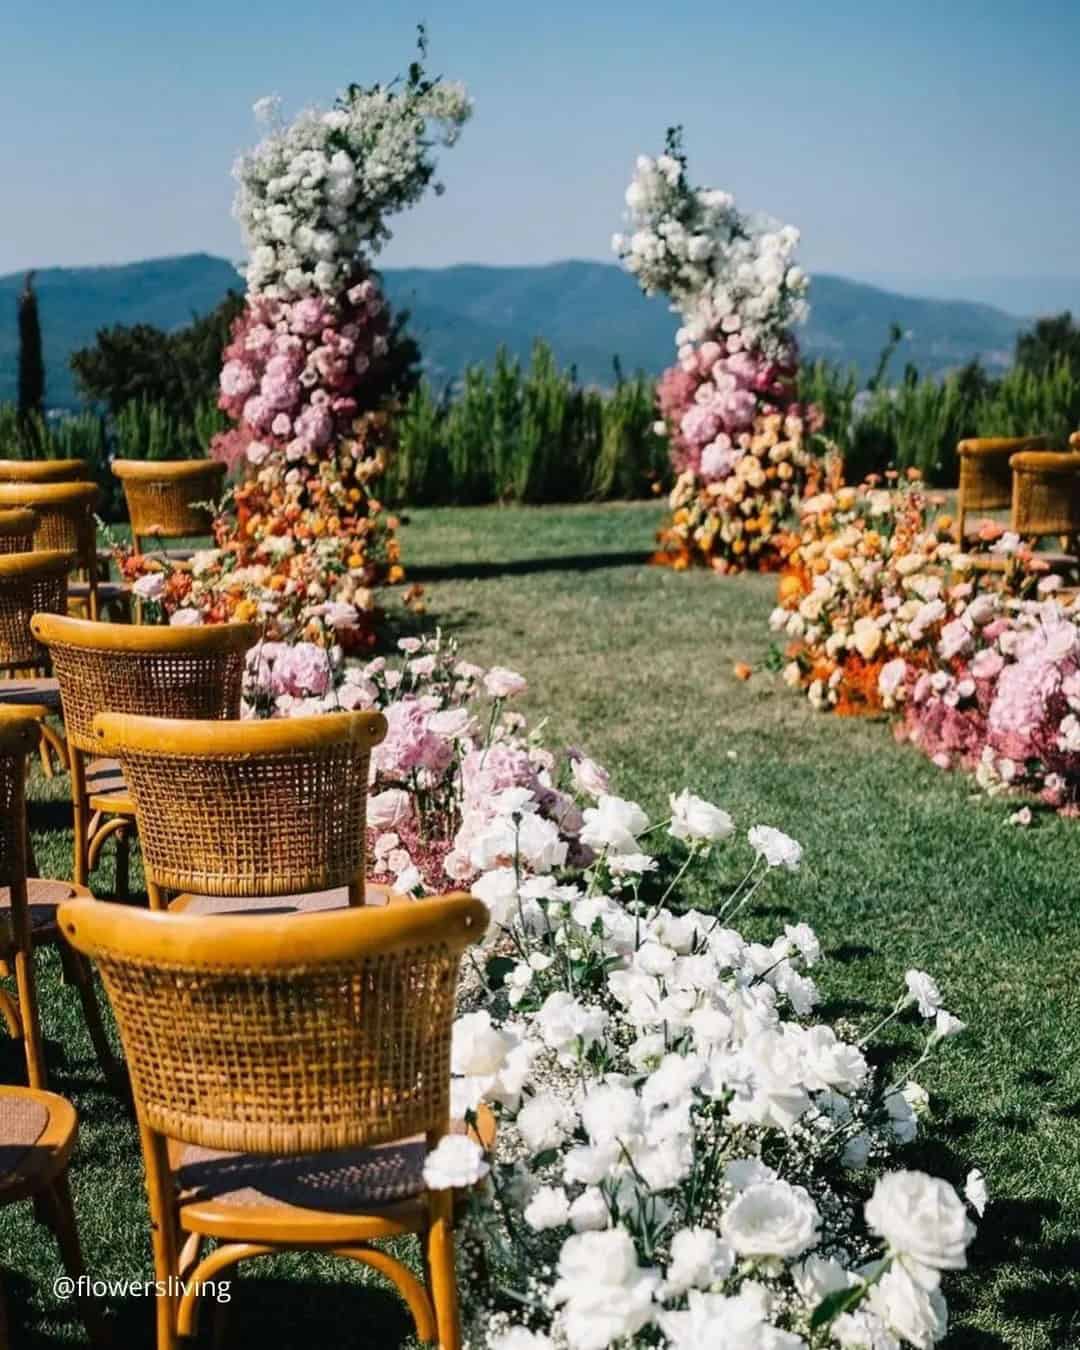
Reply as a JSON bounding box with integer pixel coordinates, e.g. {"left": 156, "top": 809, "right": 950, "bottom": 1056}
{"left": 0, "top": 717, "right": 117, "bottom": 1092}
{"left": 1009, "top": 450, "right": 1080, "bottom": 549}
{"left": 91, "top": 709, "right": 387, "bottom": 911}
{"left": 31, "top": 615, "right": 259, "bottom": 902}
{"left": 0, "top": 482, "right": 120, "bottom": 621}
{"left": 111, "top": 459, "right": 226, "bottom": 558}
{"left": 0, "top": 459, "right": 89, "bottom": 484}
{"left": 58, "top": 894, "right": 488, "bottom": 1350}
{"left": 0, "top": 1085, "right": 107, "bottom": 1347}
{"left": 0, "top": 551, "right": 72, "bottom": 776}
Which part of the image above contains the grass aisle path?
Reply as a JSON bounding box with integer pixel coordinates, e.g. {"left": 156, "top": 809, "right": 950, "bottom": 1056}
{"left": 5, "top": 501, "right": 1078, "bottom": 1347}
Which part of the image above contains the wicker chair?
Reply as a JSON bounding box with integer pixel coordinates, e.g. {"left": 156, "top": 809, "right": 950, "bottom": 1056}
{"left": 0, "top": 508, "right": 38, "bottom": 555}
{"left": 112, "top": 459, "right": 226, "bottom": 561}
{"left": 955, "top": 436, "right": 1051, "bottom": 544}
{"left": 31, "top": 615, "right": 259, "bottom": 901}
{"left": 91, "top": 710, "right": 387, "bottom": 913}
{"left": 0, "top": 1085, "right": 106, "bottom": 1347}
{"left": 1009, "top": 450, "right": 1080, "bottom": 550}
{"left": 0, "top": 458, "right": 89, "bottom": 484}
{"left": 0, "top": 552, "right": 71, "bottom": 774}
{"left": 0, "top": 481, "right": 128, "bottom": 622}
{"left": 0, "top": 716, "right": 118, "bottom": 1093}
{"left": 58, "top": 893, "right": 488, "bottom": 1350}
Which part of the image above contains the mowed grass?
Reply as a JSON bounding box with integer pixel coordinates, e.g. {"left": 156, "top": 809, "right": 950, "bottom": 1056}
{"left": 6, "top": 501, "right": 1080, "bottom": 1348}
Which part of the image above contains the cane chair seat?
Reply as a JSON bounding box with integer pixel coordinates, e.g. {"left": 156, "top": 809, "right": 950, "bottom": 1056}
{"left": 0, "top": 880, "right": 85, "bottom": 947}
{"left": 85, "top": 758, "right": 134, "bottom": 814}
{"left": 0, "top": 677, "right": 61, "bottom": 710}
{"left": 169, "top": 882, "right": 403, "bottom": 917}
{"left": 0, "top": 1087, "right": 78, "bottom": 1199}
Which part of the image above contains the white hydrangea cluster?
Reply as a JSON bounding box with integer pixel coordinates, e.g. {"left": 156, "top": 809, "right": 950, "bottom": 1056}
{"left": 612, "top": 142, "right": 809, "bottom": 357}
{"left": 234, "top": 69, "right": 471, "bottom": 300}
{"left": 443, "top": 784, "right": 977, "bottom": 1350}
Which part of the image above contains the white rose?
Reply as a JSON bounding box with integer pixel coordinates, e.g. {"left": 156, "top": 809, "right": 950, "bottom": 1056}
{"left": 904, "top": 969, "right": 943, "bottom": 1019}
{"left": 568, "top": 1186, "right": 610, "bottom": 1232}
{"left": 720, "top": 1180, "right": 821, "bottom": 1259}
{"left": 517, "top": 1093, "right": 575, "bottom": 1154}
{"left": 367, "top": 788, "right": 411, "bottom": 830}
{"left": 868, "top": 1264, "right": 948, "bottom": 1348}
{"left": 450, "top": 1011, "right": 517, "bottom": 1078}
{"left": 747, "top": 825, "right": 802, "bottom": 870}
{"left": 551, "top": 1228, "right": 659, "bottom": 1350}
{"left": 864, "top": 1171, "right": 975, "bottom": 1286}
{"left": 664, "top": 1227, "right": 735, "bottom": 1295}
{"left": 580, "top": 795, "right": 649, "bottom": 854}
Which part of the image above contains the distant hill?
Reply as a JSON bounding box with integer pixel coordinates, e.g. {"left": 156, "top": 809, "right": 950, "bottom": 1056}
{"left": 0, "top": 253, "right": 1026, "bottom": 408}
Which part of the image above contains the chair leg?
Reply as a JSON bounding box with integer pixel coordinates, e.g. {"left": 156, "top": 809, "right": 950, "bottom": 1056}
{"left": 13, "top": 949, "right": 47, "bottom": 1090}
{"left": 38, "top": 735, "right": 55, "bottom": 780}
{"left": 61, "top": 946, "right": 122, "bottom": 1092}
{"left": 71, "top": 755, "right": 90, "bottom": 889}
{"left": 426, "top": 1192, "right": 461, "bottom": 1350}
{"left": 115, "top": 826, "right": 130, "bottom": 905}
{"left": 141, "top": 1130, "right": 180, "bottom": 1350}
{"left": 38, "top": 1172, "right": 110, "bottom": 1349}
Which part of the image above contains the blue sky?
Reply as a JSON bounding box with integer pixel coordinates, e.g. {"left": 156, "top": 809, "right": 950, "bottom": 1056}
{"left": 2, "top": 0, "right": 1078, "bottom": 289}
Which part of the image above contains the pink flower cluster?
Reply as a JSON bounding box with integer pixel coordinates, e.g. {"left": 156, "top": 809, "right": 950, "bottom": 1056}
{"left": 213, "top": 275, "right": 390, "bottom": 472}
{"left": 658, "top": 334, "right": 812, "bottom": 480}
{"left": 894, "top": 595, "right": 1080, "bottom": 812}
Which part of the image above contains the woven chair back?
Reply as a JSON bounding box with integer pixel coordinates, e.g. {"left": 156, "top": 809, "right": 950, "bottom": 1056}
{"left": 31, "top": 615, "right": 258, "bottom": 754}
{"left": 0, "top": 552, "right": 72, "bottom": 670}
{"left": 112, "top": 460, "right": 226, "bottom": 541}
{"left": 0, "top": 482, "right": 99, "bottom": 574}
{"left": 92, "top": 710, "right": 387, "bottom": 899}
{"left": 0, "top": 509, "right": 39, "bottom": 555}
{"left": 0, "top": 716, "right": 34, "bottom": 896}
{"left": 0, "top": 459, "right": 89, "bottom": 484}
{"left": 1010, "top": 451, "right": 1080, "bottom": 537}
{"left": 57, "top": 894, "right": 486, "bottom": 1153}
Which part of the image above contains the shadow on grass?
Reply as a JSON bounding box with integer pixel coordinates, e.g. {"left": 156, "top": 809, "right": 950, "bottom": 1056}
{"left": 407, "top": 550, "right": 652, "bottom": 582}
{"left": 5, "top": 1270, "right": 416, "bottom": 1349}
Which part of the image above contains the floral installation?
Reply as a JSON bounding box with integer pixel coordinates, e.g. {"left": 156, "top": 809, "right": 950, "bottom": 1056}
{"left": 117, "top": 35, "right": 467, "bottom": 647}
{"left": 239, "top": 628, "right": 980, "bottom": 1346}
{"left": 613, "top": 130, "right": 832, "bottom": 573}
{"left": 768, "top": 474, "right": 961, "bottom": 715}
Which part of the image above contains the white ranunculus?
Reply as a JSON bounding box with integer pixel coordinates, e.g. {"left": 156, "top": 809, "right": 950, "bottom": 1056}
{"left": 668, "top": 789, "right": 735, "bottom": 845}
{"left": 580, "top": 1081, "right": 643, "bottom": 1145}
{"left": 580, "top": 795, "right": 649, "bottom": 854}
{"left": 748, "top": 825, "right": 803, "bottom": 870}
{"left": 483, "top": 666, "right": 527, "bottom": 698}
{"left": 864, "top": 1171, "right": 975, "bottom": 1287}
{"left": 551, "top": 1228, "right": 659, "bottom": 1350}
{"left": 132, "top": 572, "right": 165, "bottom": 601}
{"left": 168, "top": 608, "right": 203, "bottom": 627}
{"left": 535, "top": 991, "right": 608, "bottom": 1061}
{"left": 422, "top": 1134, "right": 489, "bottom": 1190}
{"left": 720, "top": 1180, "right": 821, "bottom": 1259}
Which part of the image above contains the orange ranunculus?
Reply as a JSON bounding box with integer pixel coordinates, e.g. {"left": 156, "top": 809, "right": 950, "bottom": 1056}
{"left": 387, "top": 564, "right": 405, "bottom": 584}
{"left": 233, "top": 599, "right": 258, "bottom": 622}
{"left": 733, "top": 662, "right": 753, "bottom": 681}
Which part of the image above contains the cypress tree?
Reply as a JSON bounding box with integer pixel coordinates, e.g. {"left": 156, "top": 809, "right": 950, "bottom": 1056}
{"left": 17, "top": 271, "right": 46, "bottom": 421}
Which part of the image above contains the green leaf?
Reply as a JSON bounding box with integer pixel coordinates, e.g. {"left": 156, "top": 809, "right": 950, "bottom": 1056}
{"left": 530, "top": 1148, "right": 560, "bottom": 1170}
{"left": 810, "top": 1284, "right": 868, "bottom": 1332}
{"left": 484, "top": 955, "right": 516, "bottom": 990}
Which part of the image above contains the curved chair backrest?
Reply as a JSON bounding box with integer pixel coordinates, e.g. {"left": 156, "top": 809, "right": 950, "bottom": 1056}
{"left": 1010, "top": 451, "right": 1080, "bottom": 538}
{"left": 0, "top": 459, "right": 89, "bottom": 484}
{"left": 92, "top": 710, "right": 388, "bottom": 902}
{"left": 0, "top": 509, "right": 39, "bottom": 556}
{"left": 58, "top": 893, "right": 486, "bottom": 1153}
{"left": 0, "top": 482, "right": 100, "bottom": 571}
{"left": 0, "top": 552, "right": 72, "bottom": 670}
{"left": 31, "top": 614, "right": 259, "bottom": 753}
{"left": 111, "top": 459, "right": 226, "bottom": 546}
{"left": 0, "top": 715, "right": 35, "bottom": 902}
{"left": 957, "top": 436, "right": 1052, "bottom": 516}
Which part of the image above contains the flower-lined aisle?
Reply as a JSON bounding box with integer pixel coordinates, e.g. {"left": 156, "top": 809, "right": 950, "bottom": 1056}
{"left": 766, "top": 477, "right": 1080, "bottom": 812}
{"left": 120, "top": 41, "right": 470, "bottom": 648}
{"left": 245, "top": 631, "right": 981, "bottom": 1349}
{"left": 614, "top": 132, "right": 835, "bottom": 573}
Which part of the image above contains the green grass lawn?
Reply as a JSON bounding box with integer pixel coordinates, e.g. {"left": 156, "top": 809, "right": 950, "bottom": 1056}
{"left": 6, "top": 501, "right": 1080, "bottom": 1348}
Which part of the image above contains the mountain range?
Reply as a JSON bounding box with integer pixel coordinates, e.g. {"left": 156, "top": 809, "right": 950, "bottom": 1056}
{"left": 0, "top": 253, "right": 1033, "bottom": 408}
